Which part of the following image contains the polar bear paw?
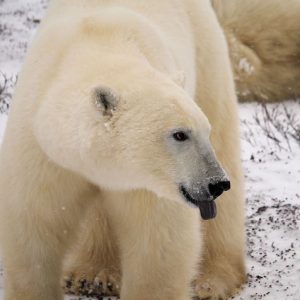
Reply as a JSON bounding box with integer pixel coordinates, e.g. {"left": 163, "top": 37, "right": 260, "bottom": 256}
{"left": 192, "top": 274, "right": 243, "bottom": 300}
{"left": 63, "top": 268, "right": 121, "bottom": 297}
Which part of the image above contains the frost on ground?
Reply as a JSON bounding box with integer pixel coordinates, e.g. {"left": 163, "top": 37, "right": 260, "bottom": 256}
{"left": 239, "top": 103, "right": 300, "bottom": 300}
{"left": 0, "top": 1, "right": 299, "bottom": 300}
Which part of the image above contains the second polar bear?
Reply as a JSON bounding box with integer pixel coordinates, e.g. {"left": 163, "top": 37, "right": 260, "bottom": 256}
{"left": 0, "top": 1, "right": 245, "bottom": 300}
{"left": 212, "top": 0, "right": 300, "bottom": 102}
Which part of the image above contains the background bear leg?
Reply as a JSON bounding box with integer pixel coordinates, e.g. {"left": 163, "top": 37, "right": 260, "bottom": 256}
{"left": 102, "top": 189, "right": 201, "bottom": 300}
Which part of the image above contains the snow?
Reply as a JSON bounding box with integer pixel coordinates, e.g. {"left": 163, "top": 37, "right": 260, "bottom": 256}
{"left": 0, "top": 0, "right": 299, "bottom": 299}
{"left": 239, "top": 57, "right": 255, "bottom": 75}
{"left": 238, "top": 103, "right": 300, "bottom": 300}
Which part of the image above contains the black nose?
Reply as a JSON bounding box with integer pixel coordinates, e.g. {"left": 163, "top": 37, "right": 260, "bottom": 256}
{"left": 208, "top": 180, "right": 231, "bottom": 198}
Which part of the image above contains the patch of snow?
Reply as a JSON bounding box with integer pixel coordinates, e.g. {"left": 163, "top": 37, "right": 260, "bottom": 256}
{"left": 239, "top": 57, "right": 255, "bottom": 75}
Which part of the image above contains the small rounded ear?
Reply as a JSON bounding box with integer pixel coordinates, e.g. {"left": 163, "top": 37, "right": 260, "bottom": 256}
{"left": 93, "top": 86, "right": 119, "bottom": 117}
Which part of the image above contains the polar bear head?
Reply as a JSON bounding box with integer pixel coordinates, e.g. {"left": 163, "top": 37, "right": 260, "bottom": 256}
{"left": 34, "top": 55, "right": 229, "bottom": 219}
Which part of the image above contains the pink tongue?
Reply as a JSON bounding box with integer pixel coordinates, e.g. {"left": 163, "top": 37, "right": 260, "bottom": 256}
{"left": 199, "top": 201, "right": 217, "bottom": 220}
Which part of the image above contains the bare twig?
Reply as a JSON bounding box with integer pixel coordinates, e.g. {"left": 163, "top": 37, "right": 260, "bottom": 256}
{"left": 0, "top": 72, "right": 17, "bottom": 114}
{"left": 254, "top": 102, "right": 300, "bottom": 151}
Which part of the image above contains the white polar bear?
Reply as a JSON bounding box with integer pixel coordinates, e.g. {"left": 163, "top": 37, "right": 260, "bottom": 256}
{"left": 0, "top": 1, "right": 245, "bottom": 300}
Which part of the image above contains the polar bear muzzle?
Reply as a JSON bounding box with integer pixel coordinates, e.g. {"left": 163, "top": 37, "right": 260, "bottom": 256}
{"left": 180, "top": 178, "right": 230, "bottom": 220}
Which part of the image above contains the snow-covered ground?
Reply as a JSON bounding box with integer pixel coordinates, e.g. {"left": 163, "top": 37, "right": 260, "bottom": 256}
{"left": 0, "top": 1, "right": 299, "bottom": 299}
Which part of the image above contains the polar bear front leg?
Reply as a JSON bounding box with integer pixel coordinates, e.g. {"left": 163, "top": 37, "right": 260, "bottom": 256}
{"left": 0, "top": 164, "right": 97, "bottom": 300}
{"left": 3, "top": 243, "right": 64, "bottom": 300}
{"left": 103, "top": 190, "right": 201, "bottom": 300}
{"left": 63, "top": 197, "right": 121, "bottom": 296}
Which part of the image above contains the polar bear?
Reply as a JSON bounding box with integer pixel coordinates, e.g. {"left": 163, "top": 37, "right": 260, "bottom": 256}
{"left": 212, "top": 0, "right": 300, "bottom": 102}
{"left": 0, "top": 1, "right": 245, "bottom": 300}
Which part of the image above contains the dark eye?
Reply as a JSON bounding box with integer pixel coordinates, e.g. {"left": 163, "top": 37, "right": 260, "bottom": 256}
{"left": 173, "top": 131, "right": 189, "bottom": 142}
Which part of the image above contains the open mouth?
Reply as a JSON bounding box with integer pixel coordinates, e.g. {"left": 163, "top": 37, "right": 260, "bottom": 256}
{"left": 180, "top": 185, "right": 217, "bottom": 220}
